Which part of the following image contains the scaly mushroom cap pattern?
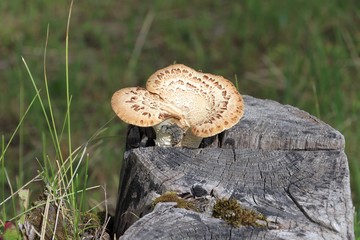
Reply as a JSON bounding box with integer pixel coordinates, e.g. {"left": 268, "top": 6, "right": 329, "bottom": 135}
{"left": 111, "top": 87, "right": 185, "bottom": 127}
{"left": 111, "top": 64, "right": 244, "bottom": 146}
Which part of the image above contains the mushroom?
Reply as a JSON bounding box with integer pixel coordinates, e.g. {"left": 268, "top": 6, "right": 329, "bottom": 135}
{"left": 111, "top": 64, "right": 244, "bottom": 148}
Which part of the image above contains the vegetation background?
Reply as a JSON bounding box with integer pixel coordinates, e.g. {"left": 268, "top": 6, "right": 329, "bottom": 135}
{"left": 1, "top": 0, "right": 359, "bottom": 237}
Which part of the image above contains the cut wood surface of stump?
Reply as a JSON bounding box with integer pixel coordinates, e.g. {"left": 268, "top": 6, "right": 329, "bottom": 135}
{"left": 112, "top": 95, "right": 354, "bottom": 240}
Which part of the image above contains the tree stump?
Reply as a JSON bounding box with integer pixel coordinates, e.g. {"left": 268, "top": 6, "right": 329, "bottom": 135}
{"left": 112, "top": 95, "right": 354, "bottom": 240}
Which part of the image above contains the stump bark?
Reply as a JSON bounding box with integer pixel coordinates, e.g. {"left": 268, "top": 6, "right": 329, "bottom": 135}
{"left": 112, "top": 95, "right": 354, "bottom": 240}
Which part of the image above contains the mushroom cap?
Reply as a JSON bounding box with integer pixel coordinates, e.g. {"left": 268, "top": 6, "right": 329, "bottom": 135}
{"left": 146, "top": 64, "right": 244, "bottom": 137}
{"left": 111, "top": 87, "right": 185, "bottom": 127}
{"left": 111, "top": 64, "right": 244, "bottom": 139}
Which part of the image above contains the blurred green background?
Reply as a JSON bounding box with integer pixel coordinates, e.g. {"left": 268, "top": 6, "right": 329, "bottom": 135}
{"left": 1, "top": 0, "right": 359, "bottom": 234}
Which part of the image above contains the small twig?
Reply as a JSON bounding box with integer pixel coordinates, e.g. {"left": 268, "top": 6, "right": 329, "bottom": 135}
{"left": 40, "top": 194, "right": 52, "bottom": 240}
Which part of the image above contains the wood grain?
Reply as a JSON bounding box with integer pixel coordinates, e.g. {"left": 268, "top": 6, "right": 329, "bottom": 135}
{"left": 221, "top": 96, "right": 344, "bottom": 150}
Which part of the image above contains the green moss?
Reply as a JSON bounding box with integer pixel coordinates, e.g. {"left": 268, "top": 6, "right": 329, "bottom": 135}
{"left": 213, "top": 198, "right": 266, "bottom": 228}
{"left": 153, "top": 192, "right": 196, "bottom": 210}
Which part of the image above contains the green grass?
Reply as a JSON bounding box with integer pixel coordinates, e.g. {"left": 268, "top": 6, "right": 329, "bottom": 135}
{"left": 0, "top": 0, "right": 360, "bottom": 238}
{"left": 1, "top": 1, "right": 109, "bottom": 237}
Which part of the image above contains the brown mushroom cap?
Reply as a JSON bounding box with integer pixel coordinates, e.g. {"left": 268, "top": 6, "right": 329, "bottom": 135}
{"left": 111, "top": 87, "right": 185, "bottom": 127}
{"left": 111, "top": 64, "right": 244, "bottom": 140}
{"left": 146, "top": 64, "right": 244, "bottom": 137}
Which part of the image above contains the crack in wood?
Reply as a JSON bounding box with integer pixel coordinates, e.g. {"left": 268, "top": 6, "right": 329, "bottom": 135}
{"left": 231, "top": 147, "right": 236, "bottom": 163}
{"left": 284, "top": 187, "right": 338, "bottom": 233}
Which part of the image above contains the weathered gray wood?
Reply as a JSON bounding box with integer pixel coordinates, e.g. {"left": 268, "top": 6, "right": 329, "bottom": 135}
{"left": 112, "top": 95, "right": 354, "bottom": 240}
{"left": 120, "top": 202, "right": 347, "bottom": 240}
{"left": 221, "top": 96, "right": 345, "bottom": 150}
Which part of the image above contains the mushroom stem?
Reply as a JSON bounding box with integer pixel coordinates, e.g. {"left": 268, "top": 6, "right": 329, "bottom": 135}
{"left": 180, "top": 131, "right": 203, "bottom": 148}
{"left": 153, "top": 119, "right": 184, "bottom": 147}
{"left": 153, "top": 119, "right": 203, "bottom": 148}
